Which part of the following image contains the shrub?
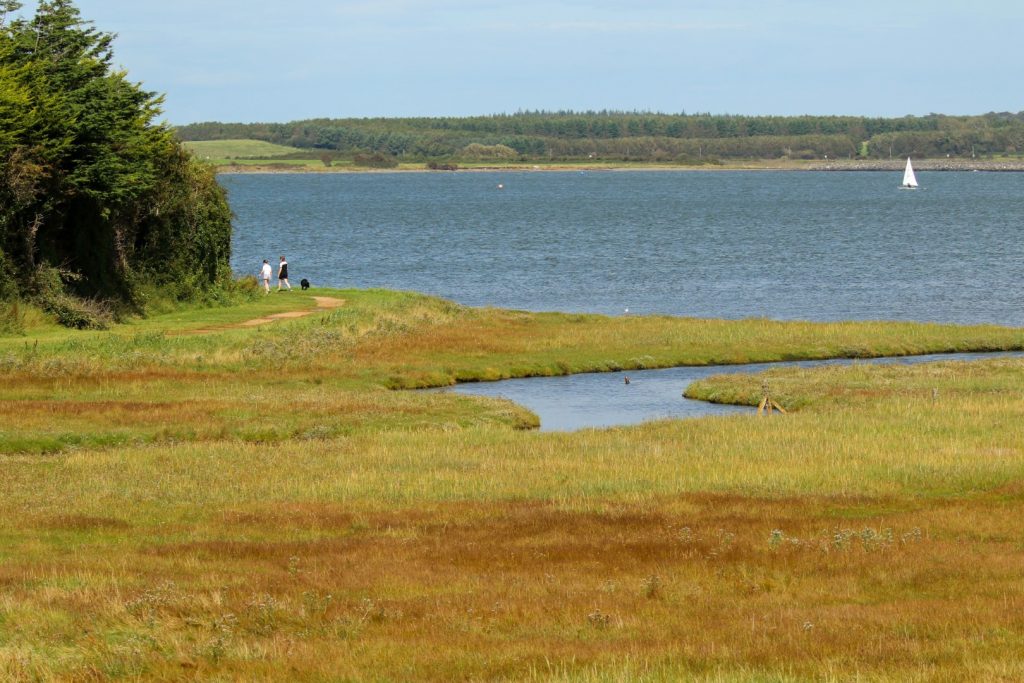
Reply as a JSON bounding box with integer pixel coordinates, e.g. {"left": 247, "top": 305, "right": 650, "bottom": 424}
{"left": 43, "top": 293, "right": 112, "bottom": 330}
{"left": 353, "top": 153, "right": 398, "bottom": 168}
{"left": 30, "top": 266, "right": 112, "bottom": 330}
{"left": 0, "top": 302, "right": 25, "bottom": 336}
{"left": 0, "top": 250, "right": 18, "bottom": 302}
{"left": 459, "top": 143, "right": 519, "bottom": 160}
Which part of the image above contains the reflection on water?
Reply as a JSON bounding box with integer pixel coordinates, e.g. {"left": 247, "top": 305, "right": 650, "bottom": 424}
{"left": 438, "top": 352, "right": 1024, "bottom": 431}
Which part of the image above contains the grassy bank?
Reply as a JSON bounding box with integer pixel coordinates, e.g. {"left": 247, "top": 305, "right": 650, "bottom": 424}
{"left": 212, "top": 159, "right": 1024, "bottom": 174}
{"left": 206, "top": 159, "right": 847, "bottom": 174}
{"left": 180, "top": 138, "right": 1024, "bottom": 175}
{"left": 3, "top": 290, "right": 1024, "bottom": 680}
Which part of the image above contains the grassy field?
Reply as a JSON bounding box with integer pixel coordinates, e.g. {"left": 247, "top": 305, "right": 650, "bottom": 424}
{"left": 182, "top": 139, "right": 307, "bottom": 160}
{"left": 177, "top": 140, "right": 1024, "bottom": 174}
{"left": 177, "top": 139, "right": 820, "bottom": 173}
{"left": 3, "top": 290, "right": 1024, "bottom": 681}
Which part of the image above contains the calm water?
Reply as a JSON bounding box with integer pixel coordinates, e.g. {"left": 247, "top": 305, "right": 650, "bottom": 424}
{"left": 439, "top": 352, "right": 1024, "bottom": 431}
{"left": 223, "top": 170, "right": 1024, "bottom": 326}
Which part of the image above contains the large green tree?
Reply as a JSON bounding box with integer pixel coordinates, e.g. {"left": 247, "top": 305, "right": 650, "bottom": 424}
{"left": 0, "top": 0, "right": 232, "bottom": 317}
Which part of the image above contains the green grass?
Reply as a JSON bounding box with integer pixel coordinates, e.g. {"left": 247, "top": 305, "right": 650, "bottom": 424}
{"left": 178, "top": 139, "right": 1024, "bottom": 175}
{"left": 212, "top": 158, "right": 325, "bottom": 168}
{"left": 182, "top": 139, "right": 306, "bottom": 159}
{"left": 4, "top": 289, "right": 1024, "bottom": 680}
{"left": 2, "top": 288, "right": 1023, "bottom": 457}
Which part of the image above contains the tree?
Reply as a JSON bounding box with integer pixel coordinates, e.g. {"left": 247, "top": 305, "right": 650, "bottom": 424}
{"left": 0, "top": 0, "right": 232, "bottom": 320}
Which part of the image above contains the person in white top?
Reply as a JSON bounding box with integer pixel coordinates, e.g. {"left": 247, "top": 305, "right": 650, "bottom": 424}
{"left": 259, "top": 259, "right": 272, "bottom": 294}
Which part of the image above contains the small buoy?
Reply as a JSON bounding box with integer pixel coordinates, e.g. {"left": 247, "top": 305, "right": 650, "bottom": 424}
{"left": 624, "top": 307, "right": 629, "bottom": 314}
{"left": 497, "top": 183, "right": 504, "bottom": 190}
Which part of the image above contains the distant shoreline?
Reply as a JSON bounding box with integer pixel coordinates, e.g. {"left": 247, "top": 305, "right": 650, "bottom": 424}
{"left": 213, "top": 159, "right": 1024, "bottom": 174}
{"left": 808, "top": 159, "right": 1024, "bottom": 172}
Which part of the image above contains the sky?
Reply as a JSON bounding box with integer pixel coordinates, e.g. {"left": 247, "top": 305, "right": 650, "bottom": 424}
{"left": 15, "top": 1, "right": 1024, "bottom": 125}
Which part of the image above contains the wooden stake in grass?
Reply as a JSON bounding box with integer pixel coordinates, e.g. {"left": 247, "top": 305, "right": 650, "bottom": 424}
{"left": 757, "top": 380, "right": 787, "bottom": 416}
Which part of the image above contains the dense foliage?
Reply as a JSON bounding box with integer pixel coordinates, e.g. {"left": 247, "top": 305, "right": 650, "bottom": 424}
{"left": 178, "top": 111, "right": 1024, "bottom": 163}
{"left": 0, "top": 1, "right": 232, "bottom": 326}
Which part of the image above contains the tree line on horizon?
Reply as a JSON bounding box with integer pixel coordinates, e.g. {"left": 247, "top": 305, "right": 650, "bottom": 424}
{"left": 1, "top": 0, "right": 234, "bottom": 331}
{"left": 176, "top": 111, "right": 1024, "bottom": 163}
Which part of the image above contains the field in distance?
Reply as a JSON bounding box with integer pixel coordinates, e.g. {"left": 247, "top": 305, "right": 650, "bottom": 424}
{"left": 182, "top": 139, "right": 306, "bottom": 159}
{"left": 179, "top": 138, "right": 804, "bottom": 172}
{"left": 179, "top": 138, "right": 1024, "bottom": 173}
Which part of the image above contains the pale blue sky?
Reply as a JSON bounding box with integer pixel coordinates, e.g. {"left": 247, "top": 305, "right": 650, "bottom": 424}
{"left": 19, "top": 1, "right": 1024, "bottom": 124}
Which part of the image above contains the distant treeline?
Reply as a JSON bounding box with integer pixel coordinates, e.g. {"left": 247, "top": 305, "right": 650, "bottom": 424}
{"left": 176, "top": 111, "right": 1024, "bottom": 162}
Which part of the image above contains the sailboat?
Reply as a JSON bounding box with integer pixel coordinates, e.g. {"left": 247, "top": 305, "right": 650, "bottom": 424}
{"left": 900, "top": 157, "right": 919, "bottom": 189}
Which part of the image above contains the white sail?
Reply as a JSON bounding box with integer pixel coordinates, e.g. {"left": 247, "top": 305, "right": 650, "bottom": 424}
{"left": 902, "top": 157, "right": 918, "bottom": 188}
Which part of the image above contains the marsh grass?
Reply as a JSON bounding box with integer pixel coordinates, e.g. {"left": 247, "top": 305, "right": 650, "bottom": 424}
{"left": 3, "top": 289, "right": 1024, "bottom": 680}
{"left": 3, "top": 483, "right": 1024, "bottom": 680}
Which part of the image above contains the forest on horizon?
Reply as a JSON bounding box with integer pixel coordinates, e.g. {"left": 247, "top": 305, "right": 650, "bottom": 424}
{"left": 175, "top": 110, "right": 1024, "bottom": 163}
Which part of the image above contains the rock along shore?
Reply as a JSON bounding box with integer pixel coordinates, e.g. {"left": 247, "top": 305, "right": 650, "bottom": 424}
{"left": 808, "top": 159, "right": 1024, "bottom": 172}
{"left": 214, "top": 159, "right": 1024, "bottom": 174}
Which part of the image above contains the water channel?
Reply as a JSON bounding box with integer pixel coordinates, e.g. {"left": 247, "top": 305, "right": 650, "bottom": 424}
{"left": 437, "top": 351, "right": 1024, "bottom": 431}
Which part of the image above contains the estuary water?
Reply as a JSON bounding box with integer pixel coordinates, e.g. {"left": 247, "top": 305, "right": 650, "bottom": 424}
{"left": 223, "top": 170, "right": 1024, "bottom": 326}
{"left": 438, "top": 351, "right": 1024, "bottom": 431}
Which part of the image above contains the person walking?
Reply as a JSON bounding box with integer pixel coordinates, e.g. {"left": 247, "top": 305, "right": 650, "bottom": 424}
{"left": 259, "top": 259, "right": 272, "bottom": 294}
{"left": 277, "top": 255, "right": 291, "bottom": 291}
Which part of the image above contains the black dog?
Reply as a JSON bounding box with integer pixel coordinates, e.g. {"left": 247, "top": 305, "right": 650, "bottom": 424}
{"left": 300, "top": 278, "right": 310, "bottom": 290}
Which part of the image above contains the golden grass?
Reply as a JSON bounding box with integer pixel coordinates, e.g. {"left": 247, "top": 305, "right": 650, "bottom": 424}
{"left": 2, "top": 491, "right": 1023, "bottom": 680}
{"left": 3, "top": 289, "right": 1024, "bottom": 680}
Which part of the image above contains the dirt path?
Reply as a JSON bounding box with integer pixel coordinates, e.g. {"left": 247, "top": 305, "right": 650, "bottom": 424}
{"left": 178, "top": 296, "right": 346, "bottom": 336}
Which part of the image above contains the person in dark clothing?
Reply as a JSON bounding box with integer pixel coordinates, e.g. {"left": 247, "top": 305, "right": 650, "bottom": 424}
{"left": 277, "top": 255, "right": 291, "bottom": 291}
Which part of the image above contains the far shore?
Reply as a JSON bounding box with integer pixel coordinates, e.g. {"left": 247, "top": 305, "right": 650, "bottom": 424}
{"left": 212, "top": 158, "right": 1024, "bottom": 174}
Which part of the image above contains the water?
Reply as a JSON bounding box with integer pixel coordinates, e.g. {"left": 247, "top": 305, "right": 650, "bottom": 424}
{"left": 438, "top": 352, "right": 1024, "bottom": 431}
{"left": 222, "top": 170, "right": 1024, "bottom": 326}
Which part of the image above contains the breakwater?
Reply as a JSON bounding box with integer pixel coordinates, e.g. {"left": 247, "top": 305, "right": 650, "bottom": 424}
{"left": 810, "top": 159, "right": 1024, "bottom": 172}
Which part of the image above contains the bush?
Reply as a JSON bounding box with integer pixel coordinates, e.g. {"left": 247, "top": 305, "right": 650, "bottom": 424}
{"left": 207, "top": 275, "right": 262, "bottom": 306}
{"left": 0, "top": 302, "right": 25, "bottom": 336}
{"left": 137, "top": 275, "right": 262, "bottom": 317}
{"left": 0, "top": 251, "right": 18, "bottom": 302}
{"left": 43, "top": 294, "right": 112, "bottom": 330}
{"left": 353, "top": 153, "right": 398, "bottom": 168}
{"left": 30, "top": 266, "right": 112, "bottom": 330}
{"left": 459, "top": 143, "right": 519, "bottom": 160}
